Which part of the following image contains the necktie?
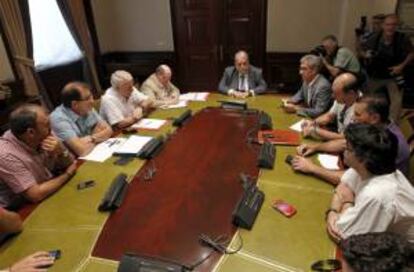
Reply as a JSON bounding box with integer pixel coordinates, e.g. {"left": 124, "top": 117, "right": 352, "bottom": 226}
{"left": 239, "top": 74, "right": 248, "bottom": 92}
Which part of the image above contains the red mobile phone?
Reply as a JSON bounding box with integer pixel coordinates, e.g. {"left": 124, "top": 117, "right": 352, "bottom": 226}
{"left": 272, "top": 199, "right": 297, "bottom": 217}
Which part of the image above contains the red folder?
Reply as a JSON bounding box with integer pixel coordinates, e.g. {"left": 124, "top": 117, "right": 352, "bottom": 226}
{"left": 257, "top": 129, "right": 301, "bottom": 146}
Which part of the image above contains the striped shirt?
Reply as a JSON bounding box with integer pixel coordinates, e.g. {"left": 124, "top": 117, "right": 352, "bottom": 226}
{"left": 0, "top": 131, "right": 54, "bottom": 207}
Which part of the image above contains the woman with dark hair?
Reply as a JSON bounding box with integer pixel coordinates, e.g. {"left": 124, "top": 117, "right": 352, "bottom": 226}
{"left": 325, "top": 123, "right": 414, "bottom": 243}
{"left": 341, "top": 232, "right": 413, "bottom": 272}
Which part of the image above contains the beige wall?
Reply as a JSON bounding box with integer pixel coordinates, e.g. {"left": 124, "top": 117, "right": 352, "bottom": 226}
{"left": 0, "top": 0, "right": 399, "bottom": 81}
{"left": 0, "top": 34, "right": 15, "bottom": 81}
{"left": 91, "top": 0, "right": 174, "bottom": 53}
{"left": 93, "top": 0, "right": 396, "bottom": 53}
{"left": 267, "top": 0, "right": 397, "bottom": 52}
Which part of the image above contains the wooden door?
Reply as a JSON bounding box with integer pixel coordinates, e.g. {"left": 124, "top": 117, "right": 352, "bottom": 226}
{"left": 171, "top": 0, "right": 221, "bottom": 91}
{"left": 221, "top": 0, "right": 267, "bottom": 69}
{"left": 171, "top": 0, "right": 267, "bottom": 91}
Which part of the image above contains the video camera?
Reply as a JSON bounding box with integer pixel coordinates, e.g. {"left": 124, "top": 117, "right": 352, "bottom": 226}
{"left": 355, "top": 16, "right": 367, "bottom": 37}
{"left": 310, "top": 45, "right": 327, "bottom": 57}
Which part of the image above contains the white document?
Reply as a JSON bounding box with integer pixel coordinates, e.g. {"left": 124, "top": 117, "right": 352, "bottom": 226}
{"left": 113, "top": 135, "right": 153, "bottom": 155}
{"left": 290, "top": 119, "right": 305, "bottom": 132}
{"left": 180, "top": 92, "right": 209, "bottom": 101}
{"left": 161, "top": 100, "right": 188, "bottom": 109}
{"left": 79, "top": 138, "right": 127, "bottom": 162}
{"left": 131, "top": 118, "right": 167, "bottom": 130}
{"left": 318, "top": 154, "right": 340, "bottom": 170}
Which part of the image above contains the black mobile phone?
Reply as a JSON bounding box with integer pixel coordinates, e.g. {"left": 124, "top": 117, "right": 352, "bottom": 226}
{"left": 49, "top": 249, "right": 61, "bottom": 260}
{"left": 285, "top": 155, "right": 294, "bottom": 165}
{"left": 77, "top": 180, "right": 95, "bottom": 190}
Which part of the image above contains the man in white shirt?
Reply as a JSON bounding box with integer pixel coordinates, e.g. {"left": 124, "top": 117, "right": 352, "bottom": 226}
{"left": 100, "top": 70, "right": 153, "bottom": 129}
{"left": 326, "top": 123, "right": 414, "bottom": 243}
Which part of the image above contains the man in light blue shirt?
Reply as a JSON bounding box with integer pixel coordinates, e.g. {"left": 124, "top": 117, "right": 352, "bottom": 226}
{"left": 50, "top": 82, "right": 112, "bottom": 156}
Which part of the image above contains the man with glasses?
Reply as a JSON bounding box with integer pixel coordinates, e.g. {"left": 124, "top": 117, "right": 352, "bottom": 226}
{"left": 325, "top": 123, "right": 414, "bottom": 243}
{"left": 50, "top": 82, "right": 112, "bottom": 156}
{"left": 0, "top": 104, "right": 77, "bottom": 208}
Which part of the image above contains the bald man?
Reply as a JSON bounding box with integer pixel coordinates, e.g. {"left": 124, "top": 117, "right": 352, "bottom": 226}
{"left": 218, "top": 50, "right": 267, "bottom": 98}
{"left": 141, "top": 64, "right": 180, "bottom": 108}
{"left": 301, "top": 73, "right": 361, "bottom": 141}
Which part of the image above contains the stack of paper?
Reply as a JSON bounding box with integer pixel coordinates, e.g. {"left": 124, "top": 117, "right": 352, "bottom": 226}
{"left": 79, "top": 136, "right": 153, "bottom": 162}
{"left": 131, "top": 118, "right": 167, "bottom": 130}
{"left": 179, "top": 92, "right": 210, "bottom": 101}
{"left": 160, "top": 100, "right": 188, "bottom": 109}
{"left": 113, "top": 135, "right": 153, "bottom": 156}
{"left": 79, "top": 138, "right": 127, "bottom": 162}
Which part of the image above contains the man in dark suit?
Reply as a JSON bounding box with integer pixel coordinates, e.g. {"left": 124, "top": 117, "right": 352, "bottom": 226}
{"left": 218, "top": 50, "right": 267, "bottom": 98}
{"left": 283, "top": 54, "right": 332, "bottom": 118}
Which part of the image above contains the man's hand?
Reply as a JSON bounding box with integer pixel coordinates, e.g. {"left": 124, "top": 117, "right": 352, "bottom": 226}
{"left": 282, "top": 103, "right": 297, "bottom": 114}
{"left": 41, "top": 135, "right": 64, "bottom": 156}
{"left": 291, "top": 156, "right": 316, "bottom": 174}
{"left": 389, "top": 64, "right": 404, "bottom": 76}
{"left": 65, "top": 160, "right": 78, "bottom": 177}
{"left": 326, "top": 211, "right": 342, "bottom": 242}
{"left": 296, "top": 143, "right": 318, "bottom": 157}
{"left": 302, "top": 123, "right": 316, "bottom": 138}
{"left": 8, "top": 251, "right": 55, "bottom": 272}
{"left": 232, "top": 91, "right": 249, "bottom": 99}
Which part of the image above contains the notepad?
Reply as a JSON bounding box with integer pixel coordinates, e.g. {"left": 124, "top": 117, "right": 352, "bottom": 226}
{"left": 131, "top": 118, "right": 167, "bottom": 130}
{"left": 80, "top": 138, "right": 127, "bottom": 162}
{"left": 113, "top": 135, "right": 153, "bottom": 156}
{"left": 160, "top": 100, "right": 188, "bottom": 109}
{"left": 179, "top": 92, "right": 210, "bottom": 101}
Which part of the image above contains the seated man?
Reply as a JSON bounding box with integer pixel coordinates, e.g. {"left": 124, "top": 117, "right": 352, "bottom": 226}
{"left": 302, "top": 72, "right": 360, "bottom": 141}
{"left": 100, "top": 70, "right": 153, "bottom": 129}
{"left": 292, "top": 94, "right": 410, "bottom": 184}
{"left": 326, "top": 123, "right": 414, "bottom": 243}
{"left": 0, "top": 104, "right": 77, "bottom": 208}
{"left": 50, "top": 82, "right": 112, "bottom": 156}
{"left": 340, "top": 232, "right": 413, "bottom": 272}
{"left": 141, "top": 64, "right": 180, "bottom": 108}
{"left": 218, "top": 50, "right": 267, "bottom": 98}
{"left": 321, "top": 35, "right": 361, "bottom": 78}
{"left": 283, "top": 54, "right": 332, "bottom": 118}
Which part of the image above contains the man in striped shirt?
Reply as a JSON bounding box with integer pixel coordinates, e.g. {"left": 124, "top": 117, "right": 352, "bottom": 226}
{"left": 0, "top": 104, "right": 77, "bottom": 208}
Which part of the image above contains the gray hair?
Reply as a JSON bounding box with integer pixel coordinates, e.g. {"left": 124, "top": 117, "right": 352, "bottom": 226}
{"left": 155, "top": 64, "right": 171, "bottom": 76}
{"left": 110, "top": 70, "right": 133, "bottom": 89}
{"left": 300, "top": 54, "right": 321, "bottom": 72}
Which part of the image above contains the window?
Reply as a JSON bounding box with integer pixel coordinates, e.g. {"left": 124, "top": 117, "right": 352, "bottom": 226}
{"left": 28, "top": 0, "right": 82, "bottom": 70}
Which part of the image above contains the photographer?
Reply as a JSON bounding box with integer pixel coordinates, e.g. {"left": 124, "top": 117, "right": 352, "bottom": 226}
{"left": 319, "top": 35, "right": 361, "bottom": 79}
{"left": 355, "top": 14, "right": 385, "bottom": 61}
{"left": 362, "top": 14, "right": 414, "bottom": 122}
